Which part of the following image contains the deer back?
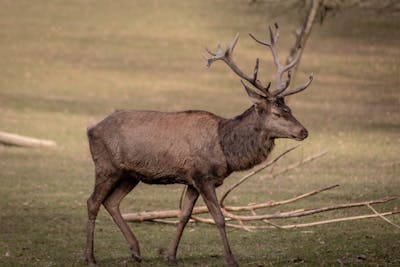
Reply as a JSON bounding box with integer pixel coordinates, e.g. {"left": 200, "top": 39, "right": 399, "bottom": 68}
{"left": 88, "top": 110, "right": 229, "bottom": 185}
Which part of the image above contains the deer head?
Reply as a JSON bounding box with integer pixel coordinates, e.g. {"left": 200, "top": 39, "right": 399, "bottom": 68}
{"left": 205, "top": 23, "right": 313, "bottom": 141}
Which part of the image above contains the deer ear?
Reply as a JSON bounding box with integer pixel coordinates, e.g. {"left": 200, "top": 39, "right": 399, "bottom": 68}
{"left": 241, "top": 80, "right": 265, "bottom": 105}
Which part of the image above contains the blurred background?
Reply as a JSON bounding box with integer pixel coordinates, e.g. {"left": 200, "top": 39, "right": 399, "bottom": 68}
{"left": 0, "top": 0, "right": 399, "bottom": 266}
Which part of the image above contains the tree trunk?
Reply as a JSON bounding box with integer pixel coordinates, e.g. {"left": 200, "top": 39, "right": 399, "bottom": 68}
{"left": 286, "top": 0, "right": 322, "bottom": 81}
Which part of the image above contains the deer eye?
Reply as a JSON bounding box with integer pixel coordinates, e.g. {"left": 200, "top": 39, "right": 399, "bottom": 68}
{"left": 282, "top": 107, "right": 290, "bottom": 113}
{"left": 272, "top": 111, "right": 281, "bottom": 118}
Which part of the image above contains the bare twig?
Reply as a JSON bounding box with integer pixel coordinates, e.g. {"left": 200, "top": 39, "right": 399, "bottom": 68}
{"left": 220, "top": 149, "right": 327, "bottom": 207}
{"left": 223, "top": 184, "right": 339, "bottom": 211}
{"left": 151, "top": 219, "right": 180, "bottom": 225}
{"left": 220, "top": 145, "right": 299, "bottom": 206}
{"left": 366, "top": 204, "right": 400, "bottom": 230}
{"left": 262, "top": 150, "right": 328, "bottom": 181}
{"left": 280, "top": 210, "right": 400, "bottom": 229}
{"left": 250, "top": 209, "right": 284, "bottom": 229}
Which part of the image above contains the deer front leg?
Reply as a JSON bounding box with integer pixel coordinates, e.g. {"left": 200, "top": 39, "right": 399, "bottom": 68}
{"left": 198, "top": 181, "right": 239, "bottom": 267}
{"left": 167, "top": 185, "right": 199, "bottom": 264}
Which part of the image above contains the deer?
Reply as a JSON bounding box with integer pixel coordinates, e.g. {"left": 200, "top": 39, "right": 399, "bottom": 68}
{"left": 85, "top": 23, "right": 313, "bottom": 267}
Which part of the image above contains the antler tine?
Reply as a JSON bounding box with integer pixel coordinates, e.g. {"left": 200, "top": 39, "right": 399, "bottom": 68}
{"left": 249, "top": 29, "right": 282, "bottom": 95}
{"left": 250, "top": 23, "right": 312, "bottom": 97}
{"left": 229, "top": 33, "right": 240, "bottom": 53}
{"left": 248, "top": 23, "right": 279, "bottom": 46}
{"left": 205, "top": 33, "right": 271, "bottom": 94}
{"left": 281, "top": 47, "right": 301, "bottom": 74}
{"left": 274, "top": 22, "right": 279, "bottom": 43}
{"left": 278, "top": 73, "right": 313, "bottom": 97}
{"left": 268, "top": 26, "right": 275, "bottom": 45}
{"left": 204, "top": 42, "right": 225, "bottom": 68}
{"left": 240, "top": 79, "right": 268, "bottom": 98}
{"left": 274, "top": 70, "right": 291, "bottom": 96}
{"left": 240, "top": 80, "right": 254, "bottom": 95}
{"left": 204, "top": 46, "right": 216, "bottom": 56}
{"left": 252, "top": 58, "right": 272, "bottom": 95}
{"left": 253, "top": 58, "right": 259, "bottom": 83}
{"left": 248, "top": 33, "right": 271, "bottom": 46}
{"left": 265, "top": 81, "right": 271, "bottom": 91}
{"left": 208, "top": 24, "right": 313, "bottom": 98}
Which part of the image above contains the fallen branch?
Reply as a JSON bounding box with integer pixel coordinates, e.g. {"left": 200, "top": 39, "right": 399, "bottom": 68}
{"left": 0, "top": 131, "right": 56, "bottom": 147}
{"left": 122, "top": 183, "right": 337, "bottom": 221}
{"left": 222, "top": 196, "right": 398, "bottom": 221}
{"left": 148, "top": 210, "right": 400, "bottom": 231}
{"left": 123, "top": 149, "right": 400, "bottom": 231}
{"left": 122, "top": 187, "right": 398, "bottom": 223}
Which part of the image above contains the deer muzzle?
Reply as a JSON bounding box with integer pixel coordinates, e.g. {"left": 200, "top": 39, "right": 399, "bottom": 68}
{"left": 293, "top": 128, "right": 308, "bottom": 141}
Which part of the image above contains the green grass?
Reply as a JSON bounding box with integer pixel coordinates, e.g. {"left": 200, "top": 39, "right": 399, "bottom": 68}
{"left": 1, "top": 1, "right": 399, "bottom": 266}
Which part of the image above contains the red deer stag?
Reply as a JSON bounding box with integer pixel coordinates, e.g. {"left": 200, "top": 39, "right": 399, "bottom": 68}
{"left": 85, "top": 23, "right": 313, "bottom": 267}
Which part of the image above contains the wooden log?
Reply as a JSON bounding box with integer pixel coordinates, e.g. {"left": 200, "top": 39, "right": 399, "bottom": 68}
{"left": 122, "top": 206, "right": 209, "bottom": 222}
{"left": 0, "top": 131, "right": 56, "bottom": 147}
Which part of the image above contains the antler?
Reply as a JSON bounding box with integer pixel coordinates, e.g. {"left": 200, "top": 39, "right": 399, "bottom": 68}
{"left": 249, "top": 23, "right": 313, "bottom": 97}
{"left": 204, "top": 33, "right": 271, "bottom": 96}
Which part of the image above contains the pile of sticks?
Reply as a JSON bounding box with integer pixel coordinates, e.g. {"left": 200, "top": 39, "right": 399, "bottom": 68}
{"left": 122, "top": 148, "right": 400, "bottom": 231}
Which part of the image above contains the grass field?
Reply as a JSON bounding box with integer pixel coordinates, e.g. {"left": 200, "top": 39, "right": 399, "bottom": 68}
{"left": 0, "top": 1, "right": 399, "bottom": 266}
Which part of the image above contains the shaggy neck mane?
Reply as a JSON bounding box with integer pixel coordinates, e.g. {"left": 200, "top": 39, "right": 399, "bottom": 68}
{"left": 218, "top": 106, "right": 275, "bottom": 172}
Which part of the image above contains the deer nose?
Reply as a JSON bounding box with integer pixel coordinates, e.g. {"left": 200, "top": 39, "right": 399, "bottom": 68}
{"left": 299, "top": 128, "right": 308, "bottom": 139}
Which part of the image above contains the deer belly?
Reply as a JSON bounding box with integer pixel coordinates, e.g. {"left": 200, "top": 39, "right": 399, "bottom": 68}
{"left": 121, "top": 157, "right": 191, "bottom": 185}
{"left": 139, "top": 175, "right": 189, "bottom": 185}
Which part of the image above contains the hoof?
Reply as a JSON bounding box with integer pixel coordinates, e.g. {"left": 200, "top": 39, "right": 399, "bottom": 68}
{"left": 129, "top": 245, "right": 142, "bottom": 263}
{"left": 227, "top": 260, "right": 239, "bottom": 267}
{"left": 84, "top": 256, "right": 97, "bottom": 266}
{"left": 132, "top": 254, "right": 142, "bottom": 263}
{"left": 166, "top": 255, "right": 178, "bottom": 266}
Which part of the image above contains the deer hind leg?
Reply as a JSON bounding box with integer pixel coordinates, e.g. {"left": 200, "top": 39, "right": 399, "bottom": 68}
{"left": 199, "top": 182, "right": 239, "bottom": 267}
{"left": 103, "top": 175, "right": 141, "bottom": 262}
{"left": 166, "top": 185, "right": 199, "bottom": 264}
{"left": 85, "top": 172, "right": 119, "bottom": 265}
